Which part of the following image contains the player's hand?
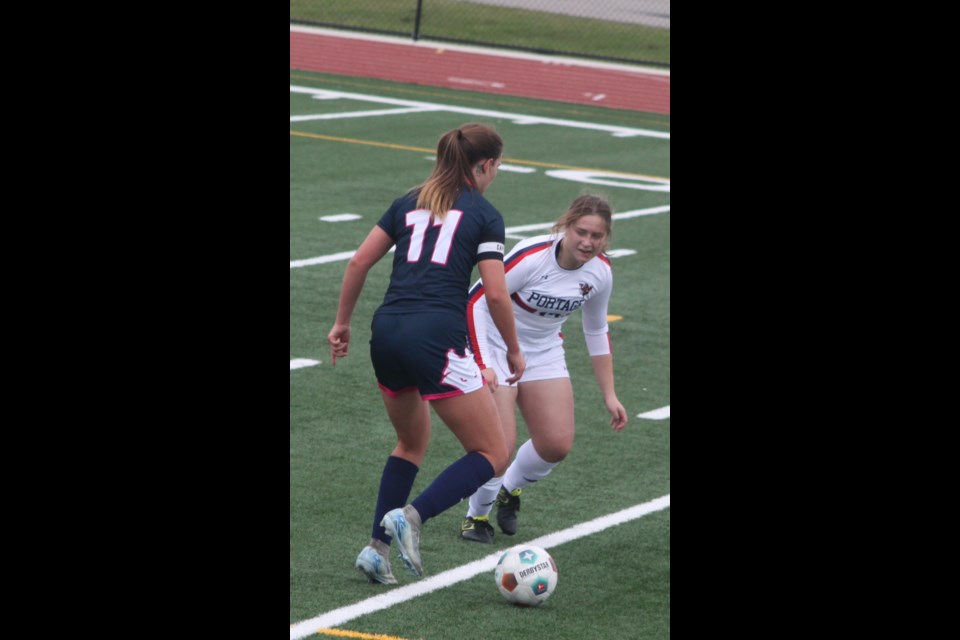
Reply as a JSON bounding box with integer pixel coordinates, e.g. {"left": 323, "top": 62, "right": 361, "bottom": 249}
{"left": 328, "top": 324, "right": 350, "bottom": 365}
{"left": 482, "top": 367, "right": 499, "bottom": 392}
{"left": 607, "top": 399, "right": 628, "bottom": 431}
{"left": 504, "top": 350, "right": 525, "bottom": 384}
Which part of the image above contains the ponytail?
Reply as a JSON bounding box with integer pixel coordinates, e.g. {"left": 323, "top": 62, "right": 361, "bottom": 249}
{"left": 416, "top": 123, "right": 503, "bottom": 220}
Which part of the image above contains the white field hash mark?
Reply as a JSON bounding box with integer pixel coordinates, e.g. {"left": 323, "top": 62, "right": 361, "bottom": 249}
{"left": 290, "top": 359, "right": 320, "bottom": 370}
{"left": 638, "top": 405, "right": 670, "bottom": 420}
{"left": 289, "top": 494, "right": 670, "bottom": 640}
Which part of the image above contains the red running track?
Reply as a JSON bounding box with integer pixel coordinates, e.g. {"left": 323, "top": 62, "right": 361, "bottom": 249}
{"left": 290, "top": 26, "right": 669, "bottom": 115}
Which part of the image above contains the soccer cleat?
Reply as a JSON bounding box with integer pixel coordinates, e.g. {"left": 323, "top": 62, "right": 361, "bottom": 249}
{"left": 496, "top": 487, "right": 522, "bottom": 535}
{"left": 355, "top": 545, "right": 398, "bottom": 585}
{"left": 381, "top": 506, "right": 423, "bottom": 576}
{"left": 460, "top": 516, "right": 495, "bottom": 544}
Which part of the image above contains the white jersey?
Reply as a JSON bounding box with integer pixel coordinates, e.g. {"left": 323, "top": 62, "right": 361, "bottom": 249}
{"left": 467, "top": 233, "right": 614, "bottom": 369}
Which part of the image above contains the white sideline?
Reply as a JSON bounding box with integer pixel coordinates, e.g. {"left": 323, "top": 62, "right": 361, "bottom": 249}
{"left": 290, "top": 205, "right": 669, "bottom": 269}
{"left": 289, "top": 493, "right": 670, "bottom": 639}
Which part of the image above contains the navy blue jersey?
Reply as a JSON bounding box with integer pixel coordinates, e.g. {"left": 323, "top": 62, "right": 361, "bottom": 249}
{"left": 375, "top": 186, "right": 506, "bottom": 319}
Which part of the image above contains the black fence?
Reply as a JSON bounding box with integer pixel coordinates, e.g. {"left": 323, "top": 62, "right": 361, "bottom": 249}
{"left": 290, "top": 0, "right": 670, "bottom": 68}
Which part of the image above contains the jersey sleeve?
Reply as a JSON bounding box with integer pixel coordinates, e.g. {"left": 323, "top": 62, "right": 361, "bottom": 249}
{"left": 582, "top": 268, "right": 613, "bottom": 357}
{"left": 466, "top": 278, "right": 493, "bottom": 369}
{"left": 375, "top": 197, "right": 402, "bottom": 241}
{"left": 467, "top": 236, "right": 533, "bottom": 368}
{"left": 476, "top": 203, "right": 506, "bottom": 262}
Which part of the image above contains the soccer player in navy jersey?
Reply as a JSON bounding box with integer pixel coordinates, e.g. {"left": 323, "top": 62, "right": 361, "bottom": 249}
{"left": 328, "top": 123, "right": 526, "bottom": 583}
{"left": 460, "top": 194, "right": 628, "bottom": 544}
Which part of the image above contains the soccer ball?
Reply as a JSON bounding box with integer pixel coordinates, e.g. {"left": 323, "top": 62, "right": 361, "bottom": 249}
{"left": 494, "top": 545, "right": 558, "bottom": 607}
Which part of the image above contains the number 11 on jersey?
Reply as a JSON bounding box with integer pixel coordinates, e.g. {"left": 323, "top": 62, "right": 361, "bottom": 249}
{"left": 405, "top": 209, "right": 463, "bottom": 264}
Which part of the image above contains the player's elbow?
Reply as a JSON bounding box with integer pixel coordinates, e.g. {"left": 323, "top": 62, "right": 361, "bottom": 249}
{"left": 483, "top": 287, "right": 511, "bottom": 308}
{"left": 347, "top": 253, "right": 376, "bottom": 273}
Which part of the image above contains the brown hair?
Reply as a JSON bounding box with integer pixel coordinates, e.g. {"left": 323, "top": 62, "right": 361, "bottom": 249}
{"left": 415, "top": 123, "right": 503, "bottom": 220}
{"left": 551, "top": 194, "right": 614, "bottom": 252}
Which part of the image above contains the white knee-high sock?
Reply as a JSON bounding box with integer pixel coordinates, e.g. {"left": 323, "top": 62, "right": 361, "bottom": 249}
{"left": 503, "top": 440, "right": 559, "bottom": 492}
{"left": 467, "top": 475, "right": 504, "bottom": 518}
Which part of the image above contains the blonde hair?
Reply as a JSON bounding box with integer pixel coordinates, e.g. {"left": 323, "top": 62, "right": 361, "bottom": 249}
{"left": 415, "top": 123, "right": 503, "bottom": 220}
{"left": 551, "top": 194, "right": 614, "bottom": 252}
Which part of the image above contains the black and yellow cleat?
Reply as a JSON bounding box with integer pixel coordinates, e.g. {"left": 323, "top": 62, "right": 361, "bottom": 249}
{"left": 496, "top": 487, "right": 521, "bottom": 535}
{"left": 460, "top": 516, "right": 495, "bottom": 544}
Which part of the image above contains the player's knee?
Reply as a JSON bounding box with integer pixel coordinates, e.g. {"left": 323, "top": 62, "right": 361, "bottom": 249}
{"left": 493, "top": 453, "right": 510, "bottom": 476}
{"left": 393, "top": 441, "right": 428, "bottom": 465}
{"left": 489, "top": 445, "right": 511, "bottom": 476}
{"left": 540, "top": 440, "right": 572, "bottom": 463}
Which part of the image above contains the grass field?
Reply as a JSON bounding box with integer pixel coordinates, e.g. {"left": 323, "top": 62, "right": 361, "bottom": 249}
{"left": 289, "top": 0, "right": 670, "bottom": 66}
{"left": 290, "top": 69, "right": 670, "bottom": 639}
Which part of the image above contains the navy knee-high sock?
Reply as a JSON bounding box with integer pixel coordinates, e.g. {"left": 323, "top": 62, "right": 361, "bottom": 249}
{"left": 372, "top": 456, "right": 419, "bottom": 544}
{"left": 411, "top": 451, "right": 494, "bottom": 523}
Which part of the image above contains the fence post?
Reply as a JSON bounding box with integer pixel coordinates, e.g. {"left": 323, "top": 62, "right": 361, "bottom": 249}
{"left": 413, "top": 0, "right": 423, "bottom": 41}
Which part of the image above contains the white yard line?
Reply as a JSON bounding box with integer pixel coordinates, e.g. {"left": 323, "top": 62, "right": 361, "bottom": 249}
{"left": 291, "top": 86, "right": 669, "bottom": 139}
{"left": 290, "top": 106, "right": 446, "bottom": 122}
{"left": 289, "top": 494, "right": 670, "bottom": 639}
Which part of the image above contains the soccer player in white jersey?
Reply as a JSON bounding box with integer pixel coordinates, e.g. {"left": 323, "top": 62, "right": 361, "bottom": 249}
{"left": 461, "top": 194, "right": 628, "bottom": 543}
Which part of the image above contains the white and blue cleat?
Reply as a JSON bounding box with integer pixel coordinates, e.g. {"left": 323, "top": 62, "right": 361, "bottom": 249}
{"left": 380, "top": 506, "right": 423, "bottom": 576}
{"left": 355, "top": 545, "right": 398, "bottom": 584}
